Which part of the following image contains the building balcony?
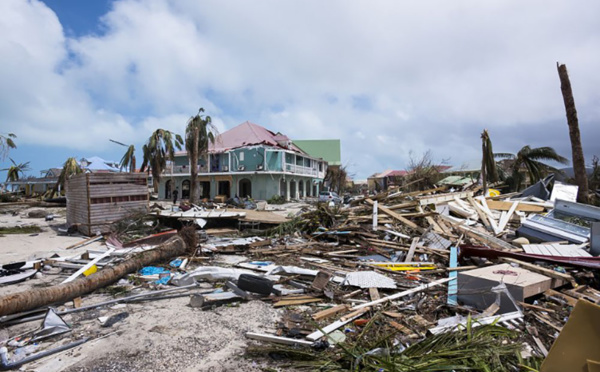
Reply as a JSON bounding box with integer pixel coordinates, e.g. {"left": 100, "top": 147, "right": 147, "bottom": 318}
{"left": 284, "top": 163, "right": 318, "bottom": 177}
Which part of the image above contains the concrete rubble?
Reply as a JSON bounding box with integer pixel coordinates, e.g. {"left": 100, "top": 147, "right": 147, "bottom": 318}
{"left": 0, "top": 184, "right": 599, "bottom": 371}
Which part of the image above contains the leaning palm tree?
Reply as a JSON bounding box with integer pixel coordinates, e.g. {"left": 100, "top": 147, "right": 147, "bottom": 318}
{"left": 481, "top": 129, "right": 499, "bottom": 195}
{"left": 48, "top": 157, "right": 83, "bottom": 197}
{"left": 0, "top": 133, "right": 17, "bottom": 160}
{"left": 185, "top": 108, "right": 216, "bottom": 204}
{"left": 110, "top": 139, "right": 136, "bottom": 172}
{"left": 2, "top": 158, "right": 30, "bottom": 182}
{"left": 140, "top": 129, "right": 183, "bottom": 192}
{"left": 495, "top": 146, "right": 568, "bottom": 191}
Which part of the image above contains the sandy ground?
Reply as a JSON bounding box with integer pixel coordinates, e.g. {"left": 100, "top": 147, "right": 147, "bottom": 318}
{"left": 0, "top": 205, "right": 285, "bottom": 371}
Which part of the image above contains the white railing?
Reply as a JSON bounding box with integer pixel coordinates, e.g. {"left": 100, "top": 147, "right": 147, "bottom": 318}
{"left": 285, "top": 163, "right": 318, "bottom": 176}
{"left": 163, "top": 165, "right": 206, "bottom": 175}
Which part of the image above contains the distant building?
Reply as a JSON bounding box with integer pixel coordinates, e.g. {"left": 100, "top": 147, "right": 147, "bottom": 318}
{"left": 160, "top": 121, "right": 329, "bottom": 201}
{"left": 3, "top": 156, "right": 121, "bottom": 196}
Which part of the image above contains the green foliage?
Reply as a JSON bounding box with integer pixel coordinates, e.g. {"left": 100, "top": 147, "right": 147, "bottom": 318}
{"left": 140, "top": 129, "right": 184, "bottom": 190}
{"left": 120, "top": 144, "right": 137, "bottom": 172}
{"left": 248, "top": 315, "right": 543, "bottom": 371}
{"left": 264, "top": 204, "right": 337, "bottom": 237}
{"left": 185, "top": 108, "right": 217, "bottom": 203}
{"left": 1, "top": 158, "right": 30, "bottom": 182}
{"left": 0, "top": 225, "right": 43, "bottom": 235}
{"left": 496, "top": 145, "right": 568, "bottom": 191}
{"left": 47, "top": 157, "right": 83, "bottom": 197}
{"left": 0, "top": 133, "right": 17, "bottom": 160}
{"left": 267, "top": 194, "right": 286, "bottom": 204}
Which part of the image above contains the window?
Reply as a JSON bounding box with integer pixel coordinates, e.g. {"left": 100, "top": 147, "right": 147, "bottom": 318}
{"left": 239, "top": 151, "right": 245, "bottom": 161}
{"left": 319, "top": 162, "right": 323, "bottom": 171}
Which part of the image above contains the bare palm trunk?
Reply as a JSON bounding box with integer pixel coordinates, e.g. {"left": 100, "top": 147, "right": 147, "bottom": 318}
{"left": 481, "top": 141, "right": 487, "bottom": 195}
{"left": 0, "top": 236, "right": 186, "bottom": 317}
{"left": 557, "top": 63, "right": 589, "bottom": 203}
{"left": 190, "top": 128, "right": 199, "bottom": 204}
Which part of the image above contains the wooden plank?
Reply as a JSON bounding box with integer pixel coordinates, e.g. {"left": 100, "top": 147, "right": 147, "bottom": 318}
{"left": 404, "top": 237, "right": 419, "bottom": 262}
{"left": 467, "top": 196, "right": 491, "bottom": 229}
{"left": 65, "top": 236, "right": 103, "bottom": 250}
{"left": 486, "top": 200, "right": 545, "bottom": 213}
{"left": 274, "top": 298, "right": 322, "bottom": 307}
{"left": 368, "top": 288, "right": 380, "bottom": 301}
{"left": 312, "top": 304, "right": 349, "bottom": 321}
{"left": 544, "top": 289, "right": 578, "bottom": 307}
{"left": 389, "top": 321, "right": 415, "bottom": 336}
{"left": 365, "top": 198, "right": 423, "bottom": 232}
{"left": 499, "top": 257, "right": 574, "bottom": 286}
{"left": 498, "top": 201, "right": 518, "bottom": 232}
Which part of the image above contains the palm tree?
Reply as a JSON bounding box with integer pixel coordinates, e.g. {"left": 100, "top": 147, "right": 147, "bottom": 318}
{"left": 557, "top": 63, "right": 589, "bottom": 203}
{"left": 481, "top": 130, "right": 499, "bottom": 195}
{"left": 48, "top": 157, "right": 83, "bottom": 197}
{"left": 324, "top": 165, "right": 348, "bottom": 194}
{"left": 185, "top": 108, "right": 216, "bottom": 204}
{"left": 110, "top": 139, "right": 136, "bottom": 172}
{"left": 140, "top": 129, "right": 183, "bottom": 192}
{"left": 495, "top": 146, "right": 568, "bottom": 191}
{"left": 2, "top": 158, "right": 30, "bottom": 182}
{"left": 0, "top": 133, "right": 17, "bottom": 160}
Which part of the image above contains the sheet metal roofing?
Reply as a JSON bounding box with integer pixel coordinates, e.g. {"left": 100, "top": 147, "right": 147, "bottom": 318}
{"left": 293, "top": 139, "right": 341, "bottom": 166}
{"left": 176, "top": 121, "right": 306, "bottom": 155}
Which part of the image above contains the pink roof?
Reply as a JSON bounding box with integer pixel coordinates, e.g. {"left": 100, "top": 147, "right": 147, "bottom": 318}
{"left": 177, "top": 121, "right": 305, "bottom": 155}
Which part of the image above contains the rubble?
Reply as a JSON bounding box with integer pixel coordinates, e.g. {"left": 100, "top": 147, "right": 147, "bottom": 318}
{"left": 0, "top": 183, "right": 599, "bottom": 371}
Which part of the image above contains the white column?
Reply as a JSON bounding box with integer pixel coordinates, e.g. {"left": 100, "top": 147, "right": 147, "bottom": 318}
{"left": 286, "top": 179, "right": 290, "bottom": 201}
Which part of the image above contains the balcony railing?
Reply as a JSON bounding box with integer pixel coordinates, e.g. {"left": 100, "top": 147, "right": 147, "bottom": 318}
{"left": 163, "top": 165, "right": 205, "bottom": 174}
{"left": 285, "top": 164, "right": 318, "bottom": 176}
{"left": 162, "top": 163, "right": 320, "bottom": 177}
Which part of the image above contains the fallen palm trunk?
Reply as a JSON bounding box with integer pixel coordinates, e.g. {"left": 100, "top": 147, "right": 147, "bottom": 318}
{"left": 0, "top": 236, "right": 186, "bottom": 317}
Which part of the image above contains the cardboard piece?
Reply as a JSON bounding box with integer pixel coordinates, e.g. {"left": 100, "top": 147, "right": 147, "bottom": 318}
{"left": 541, "top": 300, "right": 600, "bottom": 372}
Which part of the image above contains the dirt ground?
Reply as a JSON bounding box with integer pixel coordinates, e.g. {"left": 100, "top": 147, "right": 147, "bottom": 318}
{"left": 0, "top": 205, "right": 285, "bottom": 371}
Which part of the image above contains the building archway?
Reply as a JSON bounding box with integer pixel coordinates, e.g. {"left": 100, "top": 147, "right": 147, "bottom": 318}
{"left": 218, "top": 180, "right": 230, "bottom": 198}
{"left": 298, "top": 179, "right": 304, "bottom": 198}
{"left": 290, "top": 180, "right": 297, "bottom": 200}
{"left": 239, "top": 178, "right": 252, "bottom": 198}
{"left": 182, "top": 180, "right": 190, "bottom": 199}
{"left": 165, "top": 180, "right": 172, "bottom": 199}
{"left": 280, "top": 178, "right": 287, "bottom": 199}
{"left": 200, "top": 181, "right": 210, "bottom": 199}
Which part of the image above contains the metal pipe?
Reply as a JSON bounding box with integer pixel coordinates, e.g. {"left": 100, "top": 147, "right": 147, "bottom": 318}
{"left": 0, "top": 338, "right": 89, "bottom": 370}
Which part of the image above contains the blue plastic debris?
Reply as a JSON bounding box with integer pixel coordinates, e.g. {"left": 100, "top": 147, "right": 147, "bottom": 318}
{"left": 139, "top": 266, "right": 171, "bottom": 276}
{"left": 154, "top": 276, "right": 171, "bottom": 285}
{"left": 249, "top": 261, "right": 272, "bottom": 266}
{"left": 169, "top": 259, "right": 183, "bottom": 268}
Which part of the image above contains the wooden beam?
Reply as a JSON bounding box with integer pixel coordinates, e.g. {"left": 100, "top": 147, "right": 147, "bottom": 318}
{"left": 312, "top": 304, "right": 349, "bottom": 321}
{"left": 365, "top": 198, "right": 423, "bottom": 232}
{"left": 498, "top": 257, "right": 575, "bottom": 286}
{"left": 405, "top": 237, "right": 419, "bottom": 262}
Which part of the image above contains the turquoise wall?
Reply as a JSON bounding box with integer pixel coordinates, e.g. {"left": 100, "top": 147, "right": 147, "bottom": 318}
{"left": 231, "top": 148, "right": 265, "bottom": 171}
{"left": 266, "top": 150, "right": 282, "bottom": 171}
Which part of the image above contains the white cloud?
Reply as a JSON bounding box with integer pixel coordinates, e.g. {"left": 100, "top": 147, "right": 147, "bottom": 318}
{"left": 1, "top": 0, "right": 600, "bottom": 178}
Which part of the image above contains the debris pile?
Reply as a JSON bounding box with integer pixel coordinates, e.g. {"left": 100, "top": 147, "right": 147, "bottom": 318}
{"left": 0, "top": 185, "right": 599, "bottom": 370}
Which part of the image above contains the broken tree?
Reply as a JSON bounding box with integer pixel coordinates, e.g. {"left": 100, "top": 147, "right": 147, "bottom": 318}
{"left": 0, "top": 236, "right": 187, "bottom": 317}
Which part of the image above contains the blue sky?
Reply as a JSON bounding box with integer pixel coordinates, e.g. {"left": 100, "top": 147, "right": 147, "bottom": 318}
{"left": 1, "top": 0, "right": 600, "bottom": 181}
